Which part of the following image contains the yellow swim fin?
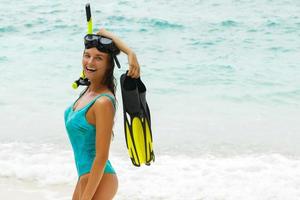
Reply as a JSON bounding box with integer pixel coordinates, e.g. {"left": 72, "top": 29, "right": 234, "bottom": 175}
{"left": 120, "top": 72, "right": 155, "bottom": 166}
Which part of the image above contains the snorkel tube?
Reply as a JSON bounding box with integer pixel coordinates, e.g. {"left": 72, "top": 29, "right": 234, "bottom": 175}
{"left": 86, "top": 3, "right": 93, "bottom": 35}
{"left": 72, "top": 3, "right": 121, "bottom": 89}
{"left": 72, "top": 3, "right": 93, "bottom": 89}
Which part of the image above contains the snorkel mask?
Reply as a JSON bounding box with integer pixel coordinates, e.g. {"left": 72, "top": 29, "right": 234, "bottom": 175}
{"left": 72, "top": 3, "right": 121, "bottom": 89}
{"left": 84, "top": 34, "right": 121, "bottom": 68}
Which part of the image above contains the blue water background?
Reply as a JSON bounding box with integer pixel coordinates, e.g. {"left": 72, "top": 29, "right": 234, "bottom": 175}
{"left": 0, "top": 0, "right": 300, "bottom": 156}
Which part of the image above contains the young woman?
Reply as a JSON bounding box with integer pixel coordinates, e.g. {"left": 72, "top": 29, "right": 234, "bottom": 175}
{"left": 64, "top": 28, "right": 140, "bottom": 200}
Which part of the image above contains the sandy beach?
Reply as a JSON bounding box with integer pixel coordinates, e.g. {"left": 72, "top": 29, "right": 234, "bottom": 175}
{"left": 0, "top": 177, "right": 74, "bottom": 200}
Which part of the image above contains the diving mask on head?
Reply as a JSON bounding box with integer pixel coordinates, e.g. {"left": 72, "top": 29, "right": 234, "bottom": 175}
{"left": 84, "top": 34, "right": 121, "bottom": 68}
{"left": 72, "top": 3, "right": 121, "bottom": 89}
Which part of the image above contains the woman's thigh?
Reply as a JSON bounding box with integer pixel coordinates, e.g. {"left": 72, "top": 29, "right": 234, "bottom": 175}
{"left": 72, "top": 173, "right": 90, "bottom": 200}
{"left": 92, "top": 173, "right": 118, "bottom": 200}
{"left": 73, "top": 173, "right": 118, "bottom": 200}
{"left": 72, "top": 180, "right": 80, "bottom": 200}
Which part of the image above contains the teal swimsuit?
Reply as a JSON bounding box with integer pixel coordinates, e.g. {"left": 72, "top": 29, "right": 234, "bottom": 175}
{"left": 64, "top": 92, "right": 116, "bottom": 179}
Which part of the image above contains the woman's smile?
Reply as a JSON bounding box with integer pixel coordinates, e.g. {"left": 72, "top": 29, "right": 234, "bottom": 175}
{"left": 85, "top": 66, "right": 97, "bottom": 73}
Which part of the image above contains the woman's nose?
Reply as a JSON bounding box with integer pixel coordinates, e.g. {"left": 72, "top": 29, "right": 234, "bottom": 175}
{"left": 87, "top": 57, "right": 94, "bottom": 65}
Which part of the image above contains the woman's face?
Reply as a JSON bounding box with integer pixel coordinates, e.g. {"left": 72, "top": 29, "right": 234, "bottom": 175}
{"left": 82, "top": 47, "right": 110, "bottom": 82}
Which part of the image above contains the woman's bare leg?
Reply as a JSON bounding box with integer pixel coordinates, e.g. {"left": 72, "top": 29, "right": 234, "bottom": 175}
{"left": 92, "top": 173, "right": 118, "bottom": 200}
{"left": 73, "top": 173, "right": 118, "bottom": 200}
{"left": 72, "top": 179, "right": 81, "bottom": 200}
{"left": 78, "top": 173, "right": 90, "bottom": 199}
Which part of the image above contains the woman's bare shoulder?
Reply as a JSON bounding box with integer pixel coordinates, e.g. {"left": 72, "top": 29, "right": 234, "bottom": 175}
{"left": 93, "top": 92, "right": 115, "bottom": 114}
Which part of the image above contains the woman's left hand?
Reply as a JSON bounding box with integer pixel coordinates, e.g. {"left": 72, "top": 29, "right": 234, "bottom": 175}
{"left": 97, "top": 28, "right": 113, "bottom": 38}
{"left": 127, "top": 51, "right": 140, "bottom": 78}
{"left": 97, "top": 28, "right": 141, "bottom": 78}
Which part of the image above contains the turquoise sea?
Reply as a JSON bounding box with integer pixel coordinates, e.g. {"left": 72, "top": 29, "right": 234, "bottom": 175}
{"left": 0, "top": 0, "right": 300, "bottom": 199}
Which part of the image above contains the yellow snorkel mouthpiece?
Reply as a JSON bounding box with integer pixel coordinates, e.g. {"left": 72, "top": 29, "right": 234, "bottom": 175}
{"left": 72, "top": 70, "right": 88, "bottom": 89}
{"left": 72, "top": 82, "right": 78, "bottom": 89}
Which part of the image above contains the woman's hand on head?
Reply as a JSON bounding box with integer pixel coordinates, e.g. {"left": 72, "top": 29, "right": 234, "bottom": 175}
{"left": 97, "top": 28, "right": 113, "bottom": 39}
{"left": 97, "top": 28, "right": 141, "bottom": 78}
{"left": 127, "top": 51, "right": 140, "bottom": 78}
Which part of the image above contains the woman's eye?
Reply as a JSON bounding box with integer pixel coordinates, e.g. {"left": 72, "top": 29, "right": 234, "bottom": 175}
{"left": 96, "top": 57, "right": 102, "bottom": 61}
{"left": 84, "top": 54, "right": 90, "bottom": 58}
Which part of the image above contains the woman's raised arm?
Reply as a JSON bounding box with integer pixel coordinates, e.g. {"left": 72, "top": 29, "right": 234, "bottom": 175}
{"left": 97, "top": 28, "right": 141, "bottom": 78}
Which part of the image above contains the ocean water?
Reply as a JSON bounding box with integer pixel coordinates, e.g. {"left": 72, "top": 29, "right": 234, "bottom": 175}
{"left": 0, "top": 0, "right": 300, "bottom": 199}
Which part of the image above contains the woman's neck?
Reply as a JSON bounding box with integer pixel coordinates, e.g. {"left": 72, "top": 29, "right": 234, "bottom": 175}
{"left": 86, "top": 81, "right": 107, "bottom": 95}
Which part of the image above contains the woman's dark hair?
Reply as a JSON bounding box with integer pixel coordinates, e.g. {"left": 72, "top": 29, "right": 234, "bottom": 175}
{"left": 101, "top": 54, "right": 117, "bottom": 96}
{"left": 81, "top": 49, "right": 119, "bottom": 139}
{"left": 102, "top": 53, "right": 120, "bottom": 139}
